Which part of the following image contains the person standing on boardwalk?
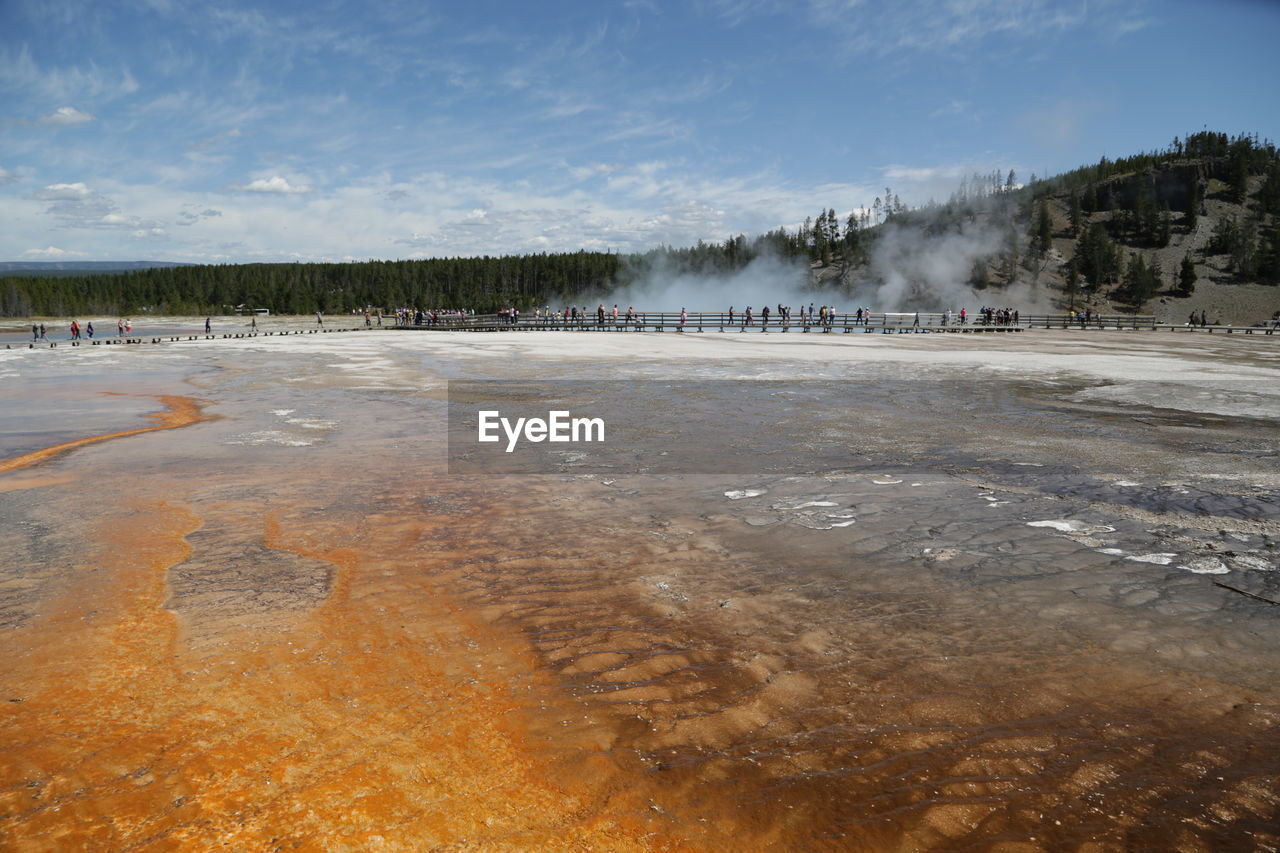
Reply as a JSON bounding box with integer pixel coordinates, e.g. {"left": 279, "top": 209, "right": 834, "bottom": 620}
{"left": 118, "top": 319, "right": 124, "bottom": 337}
{"left": 205, "top": 317, "right": 211, "bottom": 333}
{"left": 31, "top": 324, "right": 38, "bottom": 341}
{"left": 86, "top": 322, "right": 94, "bottom": 339}
{"left": 316, "top": 311, "right": 323, "bottom": 327}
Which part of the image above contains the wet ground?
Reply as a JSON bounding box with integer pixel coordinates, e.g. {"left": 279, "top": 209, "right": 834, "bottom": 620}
{"left": 0, "top": 328, "right": 1277, "bottom": 851}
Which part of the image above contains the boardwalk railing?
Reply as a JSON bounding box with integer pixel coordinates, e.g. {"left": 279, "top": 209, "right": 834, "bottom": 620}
{"left": 391, "top": 311, "right": 1165, "bottom": 333}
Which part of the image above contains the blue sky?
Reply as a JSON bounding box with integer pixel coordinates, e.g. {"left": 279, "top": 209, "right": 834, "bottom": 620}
{"left": 1, "top": 0, "right": 1276, "bottom": 263}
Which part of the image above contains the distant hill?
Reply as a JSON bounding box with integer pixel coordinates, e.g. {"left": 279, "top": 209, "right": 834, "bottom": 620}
{"left": 798, "top": 130, "right": 1280, "bottom": 324}
{"left": 0, "top": 261, "right": 194, "bottom": 278}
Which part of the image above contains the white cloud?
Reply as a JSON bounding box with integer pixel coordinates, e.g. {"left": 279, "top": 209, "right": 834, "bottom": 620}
{"left": 32, "top": 182, "right": 107, "bottom": 220}
{"left": 234, "top": 176, "right": 313, "bottom": 194}
{"left": 177, "top": 207, "right": 223, "bottom": 226}
{"left": 22, "top": 245, "right": 83, "bottom": 258}
{"left": 41, "top": 106, "right": 95, "bottom": 125}
{"left": 882, "top": 164, "right": 968, "bottom": 183}
{"left": 38, "top": 182, "right": 92, "bottom": 198}
{"left": 30, "top": 181, "right": 163, "bottom": 231}
{"left": 193, "top": 127, "right": 244, "bottom": 151}
{"left": 0, "top": 167, "right": 17, "bottom": 186}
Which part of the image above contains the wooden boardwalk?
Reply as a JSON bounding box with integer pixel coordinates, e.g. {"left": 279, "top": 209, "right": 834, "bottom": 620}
{"left": 395, "top": 311, "right": 1280, "bottom": 336}
{"left": 395, "top": 311, "right": 1029, "bottom": 335}
{"left": 13, "top": 314, "right": 1278, "bottom": 351}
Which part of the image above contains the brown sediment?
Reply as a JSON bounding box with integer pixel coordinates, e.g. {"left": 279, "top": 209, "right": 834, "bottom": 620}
{"left": 0, "top": 482, "right": 721, "bottom": 851}
{"left": 3, "top": 360, "right": 1280, "bottom": 850}
{"left": 0, "top": 394, "right": 213, "bottom": 476}
{"left": 2, "top": 468, "right": 1277, "bottom": 851}
{"left": 407, "top": 475, "right": 1280, "bottom": 852}
{"left": 0, "top": 474, "right": 75, "bottom": 494}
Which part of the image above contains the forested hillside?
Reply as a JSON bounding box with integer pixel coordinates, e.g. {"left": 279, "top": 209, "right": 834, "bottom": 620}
{"left": 788, "top": 130, "right": 1280, "bottom": 320}
{"left": 2, "top": 131, "right": 1277, "bottom": 319}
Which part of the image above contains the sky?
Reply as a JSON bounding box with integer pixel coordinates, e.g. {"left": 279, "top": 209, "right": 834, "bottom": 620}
{"left": 1, "top": 0, "right": 1277, "bottom": 264}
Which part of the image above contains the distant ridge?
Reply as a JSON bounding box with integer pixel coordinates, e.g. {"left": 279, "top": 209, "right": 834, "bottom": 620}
{"left": 0, "top": 260, "right": 194, "bottom": 275}
{"left": 0, "top": 261, "right": 199, "bottom": 280}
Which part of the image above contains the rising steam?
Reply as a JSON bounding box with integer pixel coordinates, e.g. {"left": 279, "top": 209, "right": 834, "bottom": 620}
{"left": 598, "top": 194, "right": 1059, "bottom": 313}
{"left": 599, "top": 252, "right": 816, "bottom": 313}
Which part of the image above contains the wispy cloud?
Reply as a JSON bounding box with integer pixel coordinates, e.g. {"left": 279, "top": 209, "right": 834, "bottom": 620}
{"left": 929, "top": 99, "right": 971, "bottom": 119}
{"left": 40, "top": 106, "right": 95, "bottom": 125}
{"left": 30, "top": 181, "right": 162, "bottom": 233}
{"left": 22, "top": 245, "right": 85, "bottom": 258}
{"left": 32, "top": 182, "right": 114, "bottom": 220}
{"left": 232, "top": 176, "right": 313, "bottom": 194}
{"left": 882, "top": 164, "right": 970, "bottom": 183}
{"left": 176, "top": 207, "right": 222, "bottom": 226}
{"left": 688, "top": 0, "right": 1153, "bottom": 62}
{"left": 0, "top": 43, "right": 137, "bottom": 103}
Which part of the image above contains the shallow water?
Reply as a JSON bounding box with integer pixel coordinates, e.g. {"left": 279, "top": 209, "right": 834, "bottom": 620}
{"left": 0, "top": 329, "right": 1277, "bottom": 851}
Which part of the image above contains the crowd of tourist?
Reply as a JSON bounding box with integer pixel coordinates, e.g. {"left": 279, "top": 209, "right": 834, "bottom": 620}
{"left": 390, "top": 303, "right": 1029, "bottom": 329}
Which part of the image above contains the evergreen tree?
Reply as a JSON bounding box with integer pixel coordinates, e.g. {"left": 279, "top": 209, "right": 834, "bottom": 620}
{"left": 1034, "top": 199, "right": 1053, "bottom": 254}
{"left": 1230, "top": 149, "right": 1250, "bottom": 204}
{"left": 843, "top": 211, "right": 862, "bottom": 265}
{"left": 1118, "top": 252, "right": 1157, "bottom": 308}
{"left": 1264, "top": 227, "right": 1280, "bottom": 285}
{"left": 1178, "top": 253, "right": 1197, "bottom": 296}
{"left": 1233, "top": 215, "right": 1261, "bottom": 279}
{"left": 1259, "top": 163, "right": 1280, "bottom": 216}
{"left": 1003, "top": 222, "right": 1020, "bottom": 282}
{"left": 1077, "top": 222, "right": 1119, "bottom": 291}
{"left": 1209, "top": 215, "right": 1240, "bottom": 256}
{"left": 969, "top": 257, "right": 988, "bottom": 290}
{"left": 1065, "top": 257, "right": 1080, "bottom": 310}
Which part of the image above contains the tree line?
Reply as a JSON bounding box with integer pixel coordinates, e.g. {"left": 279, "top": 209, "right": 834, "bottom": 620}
{"left": 0, "top": 252, "right": 623, "bottom": 317}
